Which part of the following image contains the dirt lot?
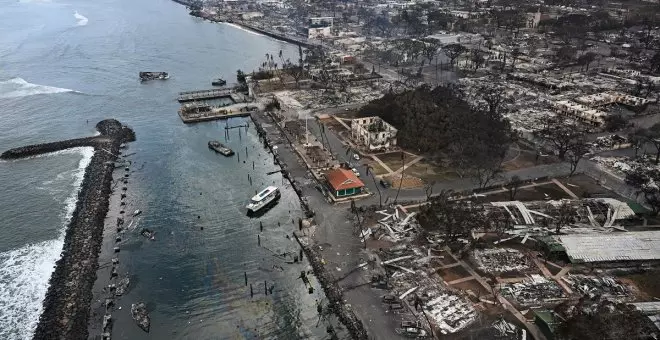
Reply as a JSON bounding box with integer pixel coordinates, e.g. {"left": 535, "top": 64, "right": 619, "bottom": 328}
{"left": 618, "top": 269, "right": 660, "bottom": 300}
{"left": 384, "top": 173, "right": 424, "bottom": 189}
{"left": 451, "top": 279, "right": 490, "bottom": 296}
{"left": 559, "top": 174, "right": 628, "bottom": 200}
{"left": 438, "top": 265, "right": 471, "bottom": 282}
{"left": 377, "top": 151, "right": 406, "bottom": 172}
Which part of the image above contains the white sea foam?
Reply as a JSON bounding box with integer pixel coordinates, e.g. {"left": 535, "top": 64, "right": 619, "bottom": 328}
{"left": 0, "top": 147, "right": 93, "bottom": 340}
{"left": 0, "top": 77, "right": 78, "bottom": 99}
{"left": 223, "top": 22, "right": 265, "bottom": 37}
{"left": 18, "top": 0, "right": 52, "bottom": 3}
{"left": 73, "top": 11, "right": 88, "bottom": 26}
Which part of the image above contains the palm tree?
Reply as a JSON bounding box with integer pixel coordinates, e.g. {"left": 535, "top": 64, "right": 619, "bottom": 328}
{"left": 366, "top": 165, "right": 383, "bottom": 207}
{"left": 393, "top": 152, "right": 405, "bottom": 204}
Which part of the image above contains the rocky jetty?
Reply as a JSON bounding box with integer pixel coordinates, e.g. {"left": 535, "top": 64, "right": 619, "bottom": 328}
{"left": 2, "top": 119, "right": 136, "bottom": 340}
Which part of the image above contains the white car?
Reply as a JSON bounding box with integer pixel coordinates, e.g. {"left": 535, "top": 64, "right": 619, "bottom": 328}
{"left": 352, "top": 168, "right": 360, "bottom": 177}
{"left": 353, "top": 153, "right": 360, "bottom": 161}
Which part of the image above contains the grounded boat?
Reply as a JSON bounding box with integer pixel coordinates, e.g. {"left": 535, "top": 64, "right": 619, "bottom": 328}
{"left": 246, "top": 186, "right": 281, "bottom": 213}
{"left": 139, "top": 72, "right": 169, "bottom": 82}
{"left": 208, "top": 140, "right": 234, "bottom": 156}
{"left": 211, "top": 78, "right": 227, "bottom": 86}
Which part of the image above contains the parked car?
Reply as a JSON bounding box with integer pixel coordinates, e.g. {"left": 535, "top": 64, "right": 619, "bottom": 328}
{"left": 380, "top": 179, "right": 390, "bottom": 188}
{"left": 353, "top": 153, "right": 360, "bottom": 161}
{"left": 352, "top": 168, "right": 360, "bottom": 177}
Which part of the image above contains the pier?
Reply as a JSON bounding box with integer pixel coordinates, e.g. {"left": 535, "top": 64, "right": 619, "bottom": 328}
{"left": 178, "top": 108, "right": 252, "bottom": 123}
{"left": 177, "top": 89, "right": 232, "bottom": 102}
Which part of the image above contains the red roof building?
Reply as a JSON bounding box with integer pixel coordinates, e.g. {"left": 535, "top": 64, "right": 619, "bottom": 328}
{"left": 325, "top": 168, "right": 365, "bottom": 198}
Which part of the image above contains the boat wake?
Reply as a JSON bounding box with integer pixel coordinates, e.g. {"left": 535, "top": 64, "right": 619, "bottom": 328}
{"left": 0, "top": 147, "right": 93, "bottom": 340}
{"left": 74, "top": 11, "right": 88, "bottom": 26}
{"left": 0, "top": 77, "right": 79, "bottom": 99}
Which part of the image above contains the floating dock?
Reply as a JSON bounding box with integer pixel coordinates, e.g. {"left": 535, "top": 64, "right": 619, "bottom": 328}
{"left": 177, "top": 89, "right": 232, "bottom": 102}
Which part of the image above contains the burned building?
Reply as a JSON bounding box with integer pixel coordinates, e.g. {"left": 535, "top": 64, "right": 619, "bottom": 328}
{"left": 350, "top": 116, "right": 397, "bottom": 151}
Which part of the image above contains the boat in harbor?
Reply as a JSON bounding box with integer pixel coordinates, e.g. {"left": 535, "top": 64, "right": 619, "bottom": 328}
{"left": 139, "top": 72, "right": 169, "bottom": 82}
{"left": 211, "top": 78, "right": 227, "bottom": 86}
{"left": 246, "top": 186, "right": 280, "bottom": 213}
{"left": 208, "top": 140, "right": 234, "bottom": 156}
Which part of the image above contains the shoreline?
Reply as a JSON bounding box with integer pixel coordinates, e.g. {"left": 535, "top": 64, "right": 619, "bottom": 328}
{"left": 170, "top": 0, "right": 314, "bottom": 48}
{"left": 1, "top": 119, "right": 136, "bottom": 340}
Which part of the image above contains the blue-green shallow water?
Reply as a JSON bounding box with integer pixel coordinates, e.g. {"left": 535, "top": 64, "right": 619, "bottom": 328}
{"left": 0, "top": 0, "right": 344, "bottom": 338}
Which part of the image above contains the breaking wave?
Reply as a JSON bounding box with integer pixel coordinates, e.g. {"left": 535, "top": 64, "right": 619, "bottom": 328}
{"left": 0, "top": 147, "right": 93, "bottom": 340}
{"left": 0, "top": 78, "right": 78, "bottom": 99}
{"left": 74, "top": 11, "right": 88, "bottom": 26}
{"left": 223, "top": 23, "right": 265, "bottom": 37}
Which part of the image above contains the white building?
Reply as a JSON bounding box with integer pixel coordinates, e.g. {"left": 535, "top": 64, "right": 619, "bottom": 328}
{"left": 351, "top": 117, "right": 397, "bottom": 151}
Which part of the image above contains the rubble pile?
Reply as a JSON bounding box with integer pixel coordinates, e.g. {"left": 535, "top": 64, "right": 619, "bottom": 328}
{"left": 591, "top": 155, "right": 660, "bottom": 178}
{"left": 366, "top": 207, "right": 421, "bottom": 243}
{"left": 590, "top": 134, "right": 628, "bottom": 152}
{"left": 491, "top": 318, "right": 526, "bottom": 339}
{"left": 472, "top": 248, "right": 532, "bottom": 275}
{"left": 501, "top": 274, "right": 565, "bottom": 306}
{"left": 283, "top": 87, "right": 384, "bottom": 109}
{"left": 420, "top": 288, "right": 478, "bottom": 334}
{"left": 562, "top": 275, "right": 629, "bottom": 298}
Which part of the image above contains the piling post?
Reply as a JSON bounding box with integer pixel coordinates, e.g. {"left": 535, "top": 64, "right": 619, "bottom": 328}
{"left": 244, "top": 272, "right": 248, "bottom": 286}
{"left": 246, "top": 146, "right": 248, "bottom": 158}
{"left": 260, "top": 221, "right": 263, "bottom": 232}
{"left": 264, "top": 280, "right": 267, "bottom": 295}
{"left": 250, "top": 284, "right": 253, "bottom": 298}
{"left": 238, "top": 153, "right": 240, "bottom": 163}
{"left": 252, "top": 161, "right": 255, "bottom": 169}
{"left": 258, "top": 234, "right": 261, "bottom": 246}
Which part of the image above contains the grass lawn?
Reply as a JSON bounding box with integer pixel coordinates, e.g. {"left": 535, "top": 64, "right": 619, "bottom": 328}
{"left": 404, "top": 161, "right": 458, "bottom": 182}
{"left": 365, "top": 158, "right": 389, "bottom": 176}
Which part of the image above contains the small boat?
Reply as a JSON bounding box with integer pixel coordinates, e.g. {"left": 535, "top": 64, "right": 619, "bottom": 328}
{"left": 139, "top": 72, "right": 169, "bottom": 82}
{"left": 211, "top": 78, "right": 227, "bottom": 86}
{"left": 246, "top": 186, "right": 281, "bottom": 213}
{"left": 208, "top": 140, "right": 234, "bottom": 156}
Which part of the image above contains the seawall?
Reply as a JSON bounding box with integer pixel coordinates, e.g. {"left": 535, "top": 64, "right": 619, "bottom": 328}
{"left": 250, "top": 112, "right": 368, "bottom": 339}
{"left": 1, "top": 119, "right": 136, "bottom": 340}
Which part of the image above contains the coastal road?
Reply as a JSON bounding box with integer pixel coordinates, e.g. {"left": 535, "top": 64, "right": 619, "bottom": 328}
{"left": 253, "top": 112, "right": 409, "bottom": 339}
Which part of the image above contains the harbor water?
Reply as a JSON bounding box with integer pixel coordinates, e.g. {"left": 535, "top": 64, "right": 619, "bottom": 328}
{"left": 0, "top": 0, "right": 344, "bottom": 338}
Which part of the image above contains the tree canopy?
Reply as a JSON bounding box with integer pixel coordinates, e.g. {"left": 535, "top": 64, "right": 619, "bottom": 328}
{"left": 358, "top": 85, "right": 513, "bottom": 184}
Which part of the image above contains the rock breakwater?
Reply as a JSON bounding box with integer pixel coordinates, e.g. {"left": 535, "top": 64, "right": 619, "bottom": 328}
{"left": 1, "top": 119, "right": 135, "bottom": 340}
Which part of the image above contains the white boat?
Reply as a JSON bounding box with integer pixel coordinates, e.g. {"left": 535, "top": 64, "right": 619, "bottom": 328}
{"left": 246, "top": 186, "right": 281, "bottom": 213}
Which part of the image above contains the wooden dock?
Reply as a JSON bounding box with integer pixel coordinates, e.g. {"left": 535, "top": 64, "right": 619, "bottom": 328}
{"left": 178, "top": 110, "right": 251, "bottom": 123}
{"left": 177, "top": 89, "right": 232, "bottom": 102}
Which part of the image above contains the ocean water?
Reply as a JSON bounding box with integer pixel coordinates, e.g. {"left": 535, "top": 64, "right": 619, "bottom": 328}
{"left": 0, "top": 0, "right": 342, "bottom": 338}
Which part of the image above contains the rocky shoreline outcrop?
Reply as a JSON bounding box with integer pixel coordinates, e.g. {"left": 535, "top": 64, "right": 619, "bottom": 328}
{"left": 1, "top": 120, "right": 135, "bottom": 340}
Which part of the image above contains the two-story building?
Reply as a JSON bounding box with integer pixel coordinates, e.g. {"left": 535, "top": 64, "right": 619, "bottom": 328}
{"left": 350, "top": 116, "right": 397, "bottom": 151}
